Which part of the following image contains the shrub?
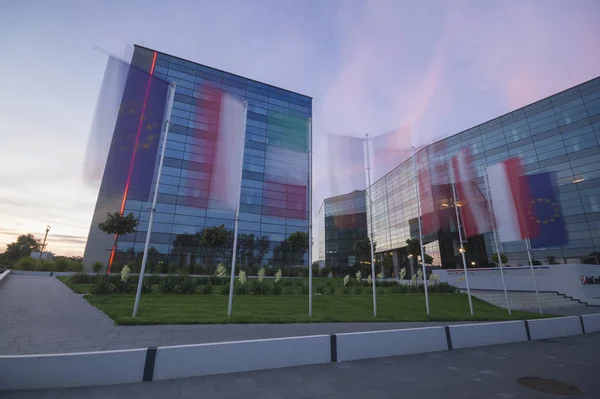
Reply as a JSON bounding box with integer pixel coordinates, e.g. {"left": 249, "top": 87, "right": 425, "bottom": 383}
{"left": 283, "top": 287, "right": 293, "bottom": 295}
{"left": 92, "top": 262, "right": 103, "bottom": 274}
{"left": 327, "top": 285, "right": 336, "bottom": 296}
{"left": 283, "top": 279, "right": 294, "bottom": 287}
{"left": 168, "top": 264, "right": 178, "bottom": 274}
{"left": 70, "top": 273, "right": 92, "bottom": 284}
{"left": 177, "top": 276, "right": 199, "bottom": 294}
{"left": 220, "top": 283, "right": 231, "bottom": 296}
{"left": 250, "top": 281, "right": 269, "bottom": 295}
{"left": 430, "top": 281, "right": 457, "bottom": 294}
{"left": 235, "top": 283, "right": 248, "bottom": 295}
{"left": 54, "top": 259, "right": 69, "bottom": 272}
{"left": 114, "top": 281, "right": 136, "bottom": 294}
{"left": 271, "top": 283, "right": 282, "bottom": 295}
{"left": 67, "top": 260, "right": 84, "bottom": 272}
{"left": 15, "top": 257, "right": 36, "bottom": 271}
{"left": 342, "top": 286, "right": 351, "bottom": 295}
{"left": 314, "top": 284, "right": 325, "bottom": 295}
{"left": 151, "top": 263, "right": 162, "bottom": 275}
{"left": 353, "top": 285, "right": 363, "bottom": 295}
{"left": 145, "top": 275, "right": 162, "bottom": 286}
{"left": 38, "top": 260, "right": 56, "bottom": 271}
{"left": 90, "top": 276, "right": 114, "bottom": 294}
{"left": 155, "top": 277, "right": 178, "bottom": 294}
{"left": 299, "top": 282, "right": 309, "bottom": 295}
{"left": 198, "top": 283, "right": 213, "bottom": 295}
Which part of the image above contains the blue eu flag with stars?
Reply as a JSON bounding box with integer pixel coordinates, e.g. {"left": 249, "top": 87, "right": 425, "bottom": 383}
{"left": 523, "top": 172, "right": 568, "bottom": 249}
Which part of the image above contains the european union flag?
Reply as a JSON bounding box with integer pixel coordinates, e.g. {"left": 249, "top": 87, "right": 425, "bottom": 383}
{"left": 100, "top": 56, "right": 169, "bottom": 203}
{"left": 523, "top": 172, "right": 568, "bottom": 249}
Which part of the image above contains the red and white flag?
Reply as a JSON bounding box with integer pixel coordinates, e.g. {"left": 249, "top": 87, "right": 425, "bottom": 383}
{"left": 451, "top": 148, "right": 491, "bottom": 237}
{"left": 486, "top": 157, "right": 538, "bottom": 242}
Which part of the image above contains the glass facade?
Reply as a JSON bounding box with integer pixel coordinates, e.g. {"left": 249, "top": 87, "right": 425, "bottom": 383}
{"left": 365, "top": 77, "right": 600, "bottom": 271}
{"left": 83, "top": 45, "right": 312, "bottom": 269}
{"left": 317, "top": 190, "right": 368, "bottom": 275}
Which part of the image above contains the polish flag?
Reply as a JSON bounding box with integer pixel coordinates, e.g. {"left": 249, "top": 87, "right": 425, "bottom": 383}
{"left": 486, "top": 157, "right": 538, "bottom": 242}
{"left": 451, "top": 148, "right": 491, "bottom": 237}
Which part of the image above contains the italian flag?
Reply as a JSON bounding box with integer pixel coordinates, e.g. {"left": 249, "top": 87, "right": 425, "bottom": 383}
{"left": 263, "top": 112, "right": 309, "bottom": 220}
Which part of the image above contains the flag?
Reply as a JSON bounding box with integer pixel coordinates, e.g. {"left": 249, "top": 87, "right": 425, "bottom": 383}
{"left": 263, "top": 113, "right": 309, "bottom": 220}
{"left": 98, "top": 55, "right": 169, "bottom": 204}
{"left": 451, "top": 148, "right": 491, "bottom": 237}
{"left": 182, "top": 85, "right": 246, "bottom": 210}
{"left": 486, "top": 157, "right": 538, "bottom": 242}
{"left": 417, "top": 142, "right": 450, "bottom": 235}
{"left": 327, "top": 134, "right": 366, "bottom": 197}
{"left": 522, "top": 172, "right": 568, "bottom": 249}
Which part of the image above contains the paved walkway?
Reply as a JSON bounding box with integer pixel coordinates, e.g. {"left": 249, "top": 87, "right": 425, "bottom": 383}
{"left": 2, "top": 332, "right": 599, "bottom": 398}
{"left": 0, "top": 276, "right": 479, "bottom": 355}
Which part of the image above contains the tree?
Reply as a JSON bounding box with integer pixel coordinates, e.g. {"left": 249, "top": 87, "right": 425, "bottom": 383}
{"left": 172, "top": 233, "right": 199, "bottom": 267}
{"left": 238, "top": 233, "right": 256, "bottom": 268}
{"left": 405, "top": 238, "right": 421, "bottom": 257}
{"left": 286, "top": 231, "right": 309, "bottom": 264}
{"left": 492, "top": 253, "right": 509, "bottom": 265}
{"left": 424, "top": 254, "right": 434, "bottom": 265}
{"left": 3, "top": 234, "right": 42, "bottom": 264}
{"left": 98, "top": 212, "right": 139, "bottom": 236}
{"left": 255, "top": 236, "right": 270, "bottom": 266}
{"left": 198, "top": 225, "right": 229, "bottom": 267}
{"left": 354, "top": 237, "right": 376, "bottom": 274}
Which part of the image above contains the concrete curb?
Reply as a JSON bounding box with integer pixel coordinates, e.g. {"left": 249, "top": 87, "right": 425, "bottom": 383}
{"left": 0, "top": 269, "right": 11, "bottom": 288}
{"left": 1, "top": 313, "right": 600, "bottom": 391}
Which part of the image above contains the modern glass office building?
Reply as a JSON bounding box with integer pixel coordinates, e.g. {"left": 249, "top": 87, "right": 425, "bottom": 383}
{"left": 83, "top": 45, "right": 312, "bottom": 268}
{"left": 364, "top": 77, "right": 600, "bottom": 273}
{"left": 317, "top": 190, "right": 368, "bottom": 274}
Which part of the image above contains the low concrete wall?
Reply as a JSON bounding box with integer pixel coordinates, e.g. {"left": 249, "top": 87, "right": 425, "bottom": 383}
{"left": 0, "top": 349, "right": 146, "bottom": 390}
{"left": 0, "top": 269, "right": 11, "bottom": 287}
{"left": 449, "top": 321, "right": 528, "bottom": 349}
{"left": 335, "top": 327, "right": 448, "bottom": 362}
{"left": 581, "top": 314, "right": 600, "bottom": 333}
{"left": 527, "top": 316, "right": 583, "bottom": 340}
{"left": 152, "top": 335, "right": 331, "bottom": 381}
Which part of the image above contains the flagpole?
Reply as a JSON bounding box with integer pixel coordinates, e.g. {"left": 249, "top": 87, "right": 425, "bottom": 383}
{"left": 133, "top": 81, "right": 176, "bottom": 317}
{"left": 227, "top": 101, "right": 249, "bottom": 317}
{"left": 413, "top": 147, "right": 430, "bottom": 315}
{"left": 525, "top": 238, "right": 543, "bottom": 315}
{"left": 448, "top": 159, "right": 474, "bottom": 316}
{"left": 483, "top": 166, "right": 511, "bottom": 315}
{"left": 308, "top": 117, "right": 313, "bottom": 317}
{"left": 364, "top": 134, "right": 377, "bottom": 317}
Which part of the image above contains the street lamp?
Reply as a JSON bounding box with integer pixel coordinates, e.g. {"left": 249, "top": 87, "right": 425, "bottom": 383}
{"left": 37, "top": 225, "right": 51, "bottom": 268}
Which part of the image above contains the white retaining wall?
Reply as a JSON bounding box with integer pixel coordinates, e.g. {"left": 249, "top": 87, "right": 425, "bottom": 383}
{"left": 153, "top": 335, "right": 331, "bottom": 380}
{"left": 581, "top": 313, "right": 600, "bottom": 333}
{"left": 449, "top": 321, "right": 528, "bottom": 349}
{"left": 433, "top": 264, "right": 600, "bottom": 305}
{"left": 335, "top": 327, "right": 447, "bottom": 362}
{"left": 0, "top": 269, "right": 10, "bottom": 287}
{"left": 0, "top": 349, "right": 146, "bottom": 390}
{"left": 527, "top": 316, "right": 583, "bottom": 340}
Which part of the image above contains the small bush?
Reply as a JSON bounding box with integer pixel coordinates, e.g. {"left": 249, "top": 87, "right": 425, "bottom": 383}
{"left": 177, "top": 276, "right": 199, "bottom": 294}
{"left": 168, "top": 264, "right": 178, "bottom": 274}
{"left": 327, "top": 285, "right": 336, "bottom": 295}
{"left": 283, "top": 279, "right": 294, "bottom": 287}
{"left": 408, "top": 284, "right": 421, "bottom": 294}
{"left": 250, "top": 281, "right": 269, "bottom": 295}
{"left": 92, "top": 262, "right": 103, "bottom": 274}
{"left": 283, "top": 287, "right": 294, "bottom": 295}
{"left": 430, "top": 282, "right": 457, "bottom": 294}
{"left": 54, "top": 259, "right": 69, "bottom": 272}
{"left": 299, "top": 283, "right": 309, "bottom": 295}
{"left": 271, "top": 283, "right": 283, "bottom": 295}
{"left": 114, "top": 281, "right": 136, "bottom": 294}
{"left": 15, "top": 257, "right": 36, "bottom": 271}
{"left": 314, "top": 284, "right": 325, "bottom": 295}
{"left": 353, "top": 285, "right": 363, "bottom": 295}
{"left": 198, "top": 283, "right": 213, "bottom": 295}
{"left": 235, "top": 283, "right": 248, "bottom": 296}
{"left": 90, "top": 276, "right": 114, "bottom": 294}
{"left": 155, "top": 278, "right": 178, "bottom": 294}
{"left": 70, "top": 273, "right": 92, "bottom": 284}
{"left": 68, "top": 260, "right": 84, "bottom": 272}
{"left": 39, "top": 260, "right": 56, "bottom": 271}
{"left": 145, "top": 275, "right": 162, "bottom": 286}
{"left": 220, "top": 283, "right": 231, "bottom": 296}
{"left": 342, "top": 286, "right": 351, "bottom": 295}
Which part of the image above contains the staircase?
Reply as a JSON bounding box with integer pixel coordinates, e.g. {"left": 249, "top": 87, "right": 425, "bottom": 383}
{"left": 468, "top": 289, "right": 588, "bottom": 310}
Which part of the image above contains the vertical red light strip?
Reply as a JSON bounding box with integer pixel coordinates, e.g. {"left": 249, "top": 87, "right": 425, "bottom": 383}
{"left": 108, "top": 51, "right": 158, "bottom": 272}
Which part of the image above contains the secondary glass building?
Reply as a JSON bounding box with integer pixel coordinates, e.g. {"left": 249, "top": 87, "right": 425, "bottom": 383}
{"left": 83, "top": 45, "right": 312, "bottom": 269}
{"left": 317, "top": 190, "right": 368, "bottom": 274}
{"left": 365, "top": 76, "right": 600, "bottom": 273}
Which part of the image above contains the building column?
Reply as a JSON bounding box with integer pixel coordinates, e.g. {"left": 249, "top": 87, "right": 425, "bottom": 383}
{"left": 392, "top": 250, "right": 399, "bottom": 279}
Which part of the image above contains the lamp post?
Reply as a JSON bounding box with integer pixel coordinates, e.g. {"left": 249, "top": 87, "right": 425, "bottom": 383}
{"left": 38, "top": 225, "right": 51, "bottom": 268}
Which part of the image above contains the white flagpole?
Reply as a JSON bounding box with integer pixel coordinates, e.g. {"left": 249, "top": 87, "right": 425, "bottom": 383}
{"left": 364, "top": 134, "right": 377, "bottom": 317}
{"left": 308, "top": 117, "right": 313, "bottom": 317}
{"left": 483, "top": 166, "right": 511, "bottom": 315}
{"left": 227, "top": 102, "right": 249, "bottom": 317}
{"left": 133, "top": 81, "right": 176, "bottom": 317}
{"left": 413, "top": 147, "right": 430, "bottom": 315}
{"left": 448, "top": 159, "right": 474, "bottom": 316}
{"left": 525, "top": 238, "right": 543, "bottom": 315}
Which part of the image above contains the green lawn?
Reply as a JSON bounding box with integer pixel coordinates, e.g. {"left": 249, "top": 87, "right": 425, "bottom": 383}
{"left": 57, "top": 276, "right": 89, "bottom": 294}
{"left": 84, "top": 293, "right": 548, "bottom": 325}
